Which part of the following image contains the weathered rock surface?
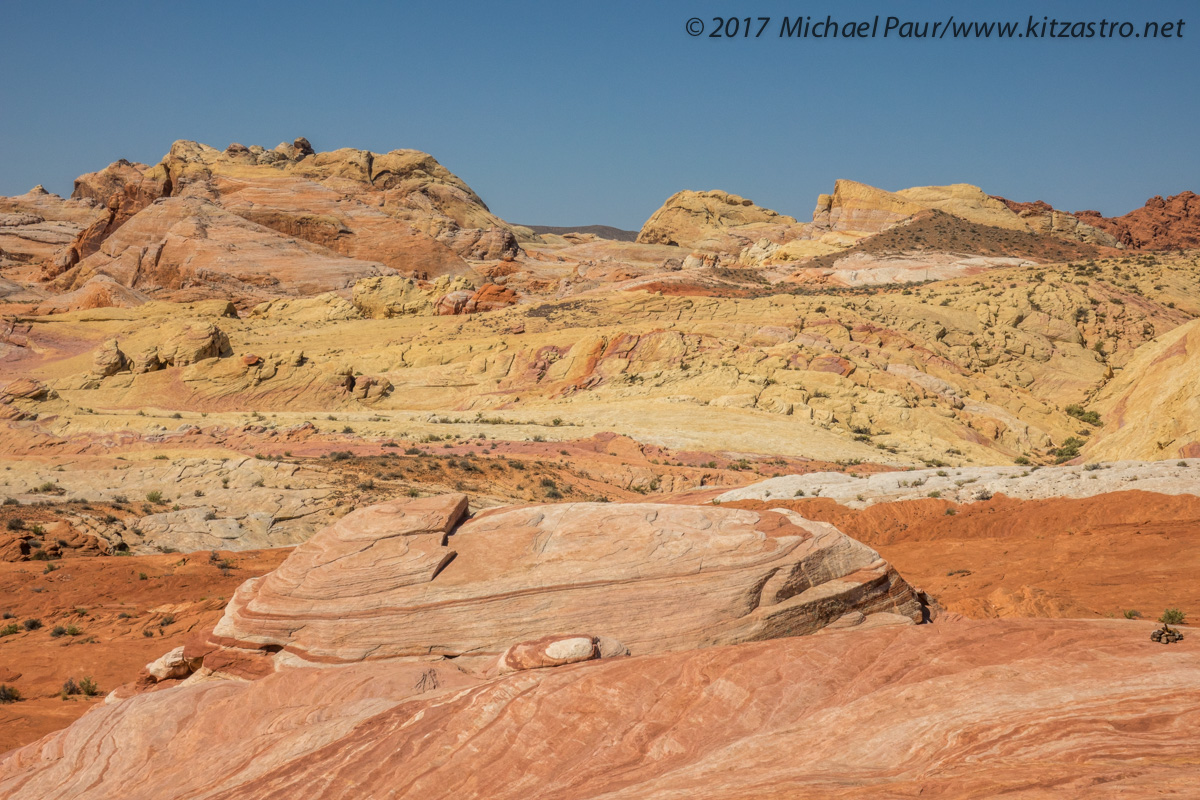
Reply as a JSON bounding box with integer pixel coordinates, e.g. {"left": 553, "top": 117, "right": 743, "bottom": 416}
{"left": 1075, "top": 191, "right": 1200, "bottom": 250}
{"left": 211, "top": 495, "right": 923, "bottom": 662}
{"left": 56, "top": 196, "right": 400, "bottom": 298}
{"left": 2, "top": 617, "right": 1196, "bottom": 799}
{"left": 0, "top": 186, "right": 104, "bottom": 268}
{"left": 714, "top": 459, "right": 1200, "bottom": 508}
{"left": 637, "top": 190, "right": 802, "bottom": 250}
{"left": 1087, "top": 318, "right": 1200, "bottom": 460}
{"left": 811, "top": 179, "right": 926, "bottom": 237}
{"left": 14, "top": 137, "right": 531, "bottom": 305}
{"left": 33, "top": 275, "right": 151, "bottom": 314}
{"left": 1, "top": 456, "right": 339, "bottom": 553}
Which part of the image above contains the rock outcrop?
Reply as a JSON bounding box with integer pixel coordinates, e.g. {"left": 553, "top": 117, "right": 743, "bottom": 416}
{"left": 0, "top": 186, "right": 104, "bottom": 268}
{"left": 1075, "top": 191, "right": 1200, "bottom": 250}
{"left": 3, "top": 617, "right": 1196, "bottom": 799}
{"left": 1086, "top": 318, "right": 1200, "bottom": 461}
{"left": 637, "top": 190, "right": 802, "bottom": 250}
{"left": 26, "top": 137, "right": 528, "bottom": 304}
{"left": 210, "top": 495, "right": 924, "bottom": 664}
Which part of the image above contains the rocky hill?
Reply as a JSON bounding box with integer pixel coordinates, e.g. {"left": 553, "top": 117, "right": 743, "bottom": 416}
{"left": 1075, "top": 191, "right": 1200, "bottom": 251}
{"left": 1, "top": 139, "right": 1199, "bottom": 795}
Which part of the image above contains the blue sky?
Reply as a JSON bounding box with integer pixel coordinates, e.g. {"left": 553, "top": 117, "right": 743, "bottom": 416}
{"left": 2, "top": 1, "right": 1196, "bottom": 229}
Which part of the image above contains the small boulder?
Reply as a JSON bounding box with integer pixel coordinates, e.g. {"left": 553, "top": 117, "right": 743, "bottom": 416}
{"left": 146, "top": 646, "right": 202, "bottom": 682}
{"left": 497, "top": 634, "right": 627, "bottom": 674}
{"left": 157, "top": 321, "right": 232, "bottom": 367}
{"left": 92, "top": 339, "right": 129, "bottom": 377}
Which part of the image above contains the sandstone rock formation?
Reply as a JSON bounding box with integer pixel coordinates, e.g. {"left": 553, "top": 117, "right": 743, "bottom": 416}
{"left": 993, "top": 195, "right": 1122, "bottom": 246}
{"left": 210, "top": 495, "right": 923, "bottom": 663}
{"left": 637, "top": 190, "right": 803, "bottom": 250}
{"left": 14, "top": 137, "right": 533, "bottom": 306}
{"left": 350, "top": 274, "right": 517, "bottom": 318}
{"left": 1086, "top": 318, "right": 1200, "bottom": 460}
{"left": 807, "top": 180, "right": 1120, "bottom": 248}
{"left": 2, "top": 617, "right": 1195, "bottom": 799}
{"left": 713, "top": 459, "right": 1200, "bottom": 508}
{"left": 811, "top": 179, "right": 927, "bottom": 238}
{"left": 0, "top": 186, "right": 104, "bottom": 269}
{"left": 1075, "top": 191, "right": 1200, "bottom": 250}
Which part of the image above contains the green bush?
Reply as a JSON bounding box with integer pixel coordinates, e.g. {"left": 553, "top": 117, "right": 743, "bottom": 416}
{"left": 1160, "top": 608, "right": 1186, "bottom": 625}
{"left": 1053, "top": 437, "right": 1085, "bottom": 463}
{"left": 145, "top": 491, "right": 163, "bottom": 504}
{"left": 1064, "top": 405, "right": 1101, "bottom": 426}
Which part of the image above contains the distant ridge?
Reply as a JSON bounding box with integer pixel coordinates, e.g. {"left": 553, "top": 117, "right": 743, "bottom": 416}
{"left": 523, "top": 224, "right": 639, "bottom": 242}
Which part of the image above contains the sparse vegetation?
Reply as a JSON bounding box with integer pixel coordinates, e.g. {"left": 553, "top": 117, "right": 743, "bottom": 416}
{"left": 1160, "top": 608, "right": 1186, "bottom": 626}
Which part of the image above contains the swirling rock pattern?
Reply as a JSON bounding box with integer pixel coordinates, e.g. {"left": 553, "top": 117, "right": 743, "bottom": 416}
{"left": 211, "top": 495, "right": 924, "bottom": 662}
{"left": 2, "top": 618, "right": 1196, "bottom": 799}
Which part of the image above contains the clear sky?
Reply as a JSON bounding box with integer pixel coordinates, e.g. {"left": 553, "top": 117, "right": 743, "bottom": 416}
{"left": 1, "top": 1, "right": 1196, "bottom": 229}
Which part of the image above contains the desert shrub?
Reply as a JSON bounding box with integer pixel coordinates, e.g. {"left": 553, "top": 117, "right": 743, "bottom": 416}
{"left": 22, "top": 619, "right": 41, "bottom": 631}
{"left": 159, "top": 614, "right": 175, "bottom": 627}
{"left": 5, "top": 518, "right": 25, "bottom": 531}
{"left": 1014, "top": 456, "right": 1031, "bottom": 465}
{"left": 78, "top": 677, "right": 99, "bottom": 696}
{"left": 1160, "top": 608, "right": 1186, "bottom": 625}
{"left": 0, "top": 685, "right": 21, "bottom": 703}
{"left": 145, "top": 491, "right": 163, "bottom": 504}
{"left": 1052, "top": 437, "right": 1085, "bottom": 463}
{"left": 944, "top": 508, "right": 957, "bottom": 516}
{"left": 50, "top": 625, "right": 67, "bottom": 638}
{"left": 2, "top": 498, "right": 18, "bottom": 506}
{"left": 1123, "top": 609, "right": 1142, "bottom": 619}
{"left": 1065, "top": 405, "right": 1101, "bottom": 426}
{"left": 0, "top": 623, "right": 19, "bottom": 636}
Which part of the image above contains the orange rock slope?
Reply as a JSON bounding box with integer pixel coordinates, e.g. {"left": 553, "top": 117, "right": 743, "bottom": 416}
{"left": 2, "top": 494, "right": 1198, "bottom": 798}
{"left": 1, "top": 618, "right": 1196, "bottom": 799}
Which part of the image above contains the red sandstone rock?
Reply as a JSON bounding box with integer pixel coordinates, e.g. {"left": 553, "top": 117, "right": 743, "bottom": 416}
{"left": 1075, "top": 191, "right": 1200, "bottom": 250}
{"left": 211, "top": 496, "right": 923, "bottom": 664}
{"left": 2, "top": 618, "right": 1196, "bottom": 799}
